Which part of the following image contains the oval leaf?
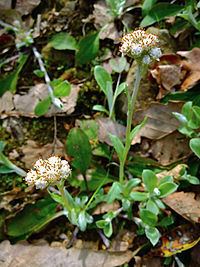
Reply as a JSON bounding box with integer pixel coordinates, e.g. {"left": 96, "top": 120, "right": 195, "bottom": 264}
{"left": 94, "top": 65, "right": 112, "bottom": 96}
{"left": 66, "top": 128, "right": 92, "bottom": 174}
{"left": 34, "top": 97, "right": 51, "bottom": 116}
{"left": 158, "top": 182, "right": 178, "bottom": 198}
{"left": 50, "top": 32, "right": 78, "bottom": 50}
{"left": 190, "top": 138, "right": 200, "bottom": 158}
{"left": 142, "top": 169, "right": 157, "bottom": 193}
{"left": 76, "top": 32, "right": 99, "bottom": 65}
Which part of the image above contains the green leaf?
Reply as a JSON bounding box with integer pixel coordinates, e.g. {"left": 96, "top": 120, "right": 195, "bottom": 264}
{"left": 172, "top": 112, "right": 188, "bottom": 125}
{"left": 104, "top": 222, "right": 113, "bottom": 237}
{"left": 106, "top": 181, "right": 122, "bottom": 203}
{"left": 0, "top": 166, "right": 15, "bottom": 174}
{"left": 7, "top": 197, "right": 59, "bottom": 238}
{"left": 66, "top": 128, "right": 92, "bottom": 174}
{"left": 159, "top": 175, "right": 173, "bottom": 186}
{"left": 106, "top": 0, "right": 126, "bottom": 17}
{"left": 190, "top": 138, "right": 200, "bottom": 158}
{"left": 34, "top": 97, "right": 51, "bottom": 116}
{"left": 142, "top": 169, "right": 157, "bottom": 193}
{"left": 109, "top": 134, "right": 124, "bottom": 162}
{"left": 51, "top": 79, "right": 71, "bottom": 97}
{"left": 94, "top": 65, "right": 112, "bottom": 96}
{"left": 50, "top": 32, "right": 78, "bottom": 50}
{"left": 33, "top": 69, "right": 44, "bottom": 78}
{"left": 158, "top": 182, "right": 178, "bottom": 198}
{"left": 158, "top": 216, "right": 174, "bottom": 227}
{"left": 109, "top": 57, "right": 127, "bottom": 73}
{"left": 145, "top": 227, "right": 160, "bottom": 246}
{"left": 129, "top": 118, "right": 147, "bottom": 145}
{"left": 124, "top": 178, "right": 141, "bottom": 195}
{"left": 130, "top": 192, "right": 149, "bottom": 201}
{"left": 146, "top": 199, "right": 159, "bottom": 215}
{"left": 182, "top": 101, "right": 193, "bottom": 119}
{"left": 93, "top": 105, "right": 109, "bottom": 115}
{"left": 78, "top": 211, "right": 87, "bottom": 231}
{"left": 140, "top": 3, "right": 183, "bottom": 27}
{"left": 0, "top": 141, "right": 6, "bottom": 152}
{"left": 106, "top": 81, "right": 114, "bottom": 112}
{"left": 114, "top": 82, "right": 127, "bottom": 99}
{"left": 48, "top": 191, "right": 63, "bottom": 205}
{"left": 96, "top": 220, "right": 107, "bottom": 229}
{"left": 140, "top": 209, "right": 158, "bottom": 226}
{"left": 76, "top": 32, "right": 99, "bottom": 65}
{"left": 142, "top": 0, "right": 157, "bottom": 16}
{"left": 0, "top": 54, "right": 28, "bottom": 96}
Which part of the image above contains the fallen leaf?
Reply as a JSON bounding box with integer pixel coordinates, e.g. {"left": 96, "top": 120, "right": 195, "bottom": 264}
{"left": 92, "top": 1, "right": 119, "bottom": 40}
{"left": 133, "top": 102, "right": 182, "bottom": 142}
{"left": 93, "top": 201, "right": 120, "bottom": 215}
{"left": 157, "top": 164, "right": 186, "bottom": 180}
{"left": 0, "top": 0, "right": 11, "bottom": 9}
{"left": 0, "top": 91, "right": 14, "bottom": 116}
{"left": 0, "top": 187, "right": 40, "bottom": 213}
{"left": 151, "top": 64, "right": 182, "bottom": 99}
{"left": 109, "top": 230, "right": 135, "bottom": 252}
{"left": 177, "top": 48, "right": 200, "bottom": 91}
{"left": 163, "top": 192, "right": 200, "bottom": 223}
{"left": 0, "top": 240, "right": 133, "bottom": 267}
{"left": 21, "top": 139, "right": 66, "bottom": 169}
{"left": 0, "top": 83, "right": 80, "bottom": 118}
{"left": 97, "top": 118, "right": 126, "bottom": 146}
{"left": 15, "top": 0, "right": 41, "bottom": 15}
{"left": 150, "top": 131, "right": 190, "bottom": 165}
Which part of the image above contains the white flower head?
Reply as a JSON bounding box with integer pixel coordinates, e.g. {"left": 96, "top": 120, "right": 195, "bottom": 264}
{"left": 25, "top": 156, "right": 71, "bottom": 189}
{"left": 120, "top": 29, "right": 161, "bottom": 64}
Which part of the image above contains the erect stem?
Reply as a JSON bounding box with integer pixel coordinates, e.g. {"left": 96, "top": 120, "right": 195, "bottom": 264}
{"left": 57, "top": 180, "right": 71, "bottom": 212}
{"left": 119, "top": 64, "right": 143, "bottom": 183}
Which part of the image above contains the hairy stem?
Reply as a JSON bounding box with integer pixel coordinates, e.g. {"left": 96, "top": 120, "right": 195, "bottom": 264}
{"left": 119, "top": 65, "right": 142, "bottom": 183}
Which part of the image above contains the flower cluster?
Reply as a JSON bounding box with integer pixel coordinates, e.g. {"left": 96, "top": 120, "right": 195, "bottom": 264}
{"left": 120, "top": 29, "right": 162, "bottom": 64}
{"left": 25, "top": 156, "right": 71, "bottom": 189}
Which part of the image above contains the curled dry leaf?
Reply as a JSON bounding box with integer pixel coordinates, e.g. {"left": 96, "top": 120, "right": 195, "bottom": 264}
{"left": 133, "top": 102, "right": 182, "bottom": 142}
{"left": 97, "top": 118, "right": 126, "bottom": 146}
{"left": 89, "top": 1, "right": 119, "bottom": 40}
{"left": 21, "top": 139, "right": 66, "bottom": 169}
{"left": 177, "top": 48, "right": 200, "bottom": 91}
{"left": 0, "top": 0, "right": 11, "bottom": 9}
{"left": 0, "top": 83, "right": 80, "bottom": 118}
{"left": 163, "top": 192, "right": 200, "bottom": 223}
{"left": 15, "top": 0, "right": 41, "bottom": 15}
{"left": 93, "top": 201, "right": 120, "bottom": 215}
{"left": 150, "top": 131, "right": 190, "bottom": 166}
{"left": 0, "top": 240, "right": 133, "bottom": 267}
{"left": 157, "top": 164, "right": 186, "bottom": 180}
{"left": 0, "top": 187, "right": 40, "bottom": 213}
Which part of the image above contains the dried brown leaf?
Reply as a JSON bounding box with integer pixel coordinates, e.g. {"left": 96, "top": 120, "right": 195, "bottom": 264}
{"left": 133, "top": 102, "right": 182, "bottom": 142}
{"left": 150, "top": 131, "right": 190, "bottom": 165}
{"left": 163, "top": 192, "right": 200, "bottom": 223}
{"left": 177, "top": 48, "right": 200, "bottom": 90}
{"left": 92, "top": 1, "right": 119, "bottom": 40}
{"left": 97, "top": 118, "right": 126, "bottom": 146}
{"left": 0, "top": 240, "right": 133, "bottom": 267}
{"left": 93, "top": 201, "right": 120, "bottom": 215}
{"left": 21, "top": 139, "right": 65, "bottom": 169}
{"left": 15, "top": 0, "right": 41, "bottom": 15}
{"left": 0, "top": 83, "right": 80, "bottom": 118}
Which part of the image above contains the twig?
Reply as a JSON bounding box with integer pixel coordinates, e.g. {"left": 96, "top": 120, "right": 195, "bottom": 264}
{"left": 52, "top": 115, "right": 57, "bottom": 153}
{"left": 97, "top": 230, "right": 110, "bottom": 248}
{"left": 32, "top": 47, "right": 63, "bottom": 110}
